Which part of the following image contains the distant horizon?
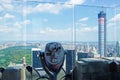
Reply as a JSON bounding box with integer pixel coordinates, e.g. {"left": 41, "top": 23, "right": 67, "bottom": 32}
{"left": 0, "top": 40, "right": 119, "bottom": 43}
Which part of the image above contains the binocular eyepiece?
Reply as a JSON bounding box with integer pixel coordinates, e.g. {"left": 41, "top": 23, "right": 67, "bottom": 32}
{"left": 39, "top": 42, "right": 65, "bottom": 80}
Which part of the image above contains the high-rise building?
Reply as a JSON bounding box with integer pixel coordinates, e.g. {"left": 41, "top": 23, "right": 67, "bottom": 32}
{"left": 31, "top": 48, "right": 42, "bottom": 69}
{"left": 31, "top": 48, "right": 46, "bottom": 76}
{"left": 66, "top": 50, "right": 76, "bottom": 74}
{"left": 98, "top": 11, "right": 106, "bottom": 57}
{"left": 116, "top": 41, "right": 120, "bottom": 57}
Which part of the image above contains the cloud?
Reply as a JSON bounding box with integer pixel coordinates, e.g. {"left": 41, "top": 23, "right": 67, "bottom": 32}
{"left": 75, "top": 17, "right": 89, "bottom": 27}
{"left": 4, "top": 13, "right": 15, "bottom": 19}
{"left": 39, "top": 27, "right": 72, "bottom": 35}
{"left": 75, "top": 26, "right": 98, "bottom": 41}
{"left": 14, "top": 22, "right": 23, "bottom": 29}
{"left": 0, "top": 0, "right": 86, "bottom": 15}
{"left": 78, "top": 26, "right": 97, "bottom": 32}
{"left": 76, "top": 22, "right": 87, "bottom": 27}
{"left": 107, "top": 22, "right": 115, "bottom": 27}
{"left": 37, "top": 27, "right": 73, "bottom": 41}
{"left": 23, "top": 3, "right": 65, "bottom": 14}
{"left": 23, "top": 20, "right": 31, "bottom": 25}
{"left": 0, "top": 25, "right": 98, "bottom": 41}
{"left": 0, "top": 0, "right": 14, "bottom": 10}
{"left": 0, "top": 25, "right": 18, "bottom": 33}
{"left": 40, "top": 30, "right": 46, "bottom": 34}
{"left": 35, "top": 3, "right": 63, "bottom": 14}
{"left": 2, "top": 3, "right": 14, "bottom": 10}
{"left": 38, "top": 26, "right": 98, "bottom": 41}
{"left": 0, "top": 19, "right": 31, "bottom": 33}
{"left": 26, "top": 27, "right": 73, "bottom": 41}
{"left": 108, "top": 13, "right": 120, "bottom": 29}
{"left": 23, "top": 0, "right": 85, "bottom": 15}
{"left": 67, "top": 0, "right": 85, "bottom": 5}
{"left": 109, "top": 13, "right": 120, "bottom": 22}
{"left": 40, "top": 26, "right": 97, "bottom": 35}
{"left": 79, "top": 17, "right": 88, "bottom": 21}
{"left": 0, "top": 13, "right": 15, "bottom": 20}
{"left": 43, "top": 18, "right": 48, "bottom": 22}
{"left": 0, "top": 6, "right": 3, "bottom": 11}
{"left": 0, "top": 0, "right": 12, "bottom": 3}
{"left": 0, "top": 17, "right": 2, "bottom": 20}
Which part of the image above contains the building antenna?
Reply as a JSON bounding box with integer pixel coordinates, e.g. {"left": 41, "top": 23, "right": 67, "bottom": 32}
{"left": 102, "top": 6, "right": 104, "bottom": 11}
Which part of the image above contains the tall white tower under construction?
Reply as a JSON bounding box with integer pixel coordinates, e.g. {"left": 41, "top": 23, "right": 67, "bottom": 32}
{"left": 98, "top": 11, "right": 106, "bottom": 57}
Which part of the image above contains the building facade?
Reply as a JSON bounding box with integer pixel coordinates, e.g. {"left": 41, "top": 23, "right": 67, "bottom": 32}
{"left": 31, "top": 48, "right": 42, "bottom": 69}
{"left": 98, "top": 11, "right": 106, "bottom": 57}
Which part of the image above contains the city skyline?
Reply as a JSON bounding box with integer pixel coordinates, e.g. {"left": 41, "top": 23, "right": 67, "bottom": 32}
{"left": 0, "top": 0, "right": 120, "bottom": 42}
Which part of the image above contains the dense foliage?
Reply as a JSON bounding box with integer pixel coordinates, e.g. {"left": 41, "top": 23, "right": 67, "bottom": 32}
{"left": 0, "top": 46, "right": 36, "bottom": 68}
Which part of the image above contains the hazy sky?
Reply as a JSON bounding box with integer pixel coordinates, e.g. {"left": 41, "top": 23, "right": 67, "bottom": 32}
{"left": 0, "top": 0, "right": 120, "bottom": 42}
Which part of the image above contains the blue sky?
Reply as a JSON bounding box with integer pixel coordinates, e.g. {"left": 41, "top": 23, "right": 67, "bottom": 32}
{"left": 0, "top": 0, "right": 120, "bottom": 42}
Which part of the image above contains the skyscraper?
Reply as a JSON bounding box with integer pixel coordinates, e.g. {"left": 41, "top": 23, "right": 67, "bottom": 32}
{"left": 31, "top": 48, "right": 46, "bottom": 76}
{"left": 31, "top": 48, "right": 42, "bottom": 69}
{"left": 116, "top": 41, "right": 120, "bottom": 57}
{"left": 66, "top": 50, "right": 76, "bottom": 74}
{"left": 98, "top": 11, "right": 106, "bottom": 57}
